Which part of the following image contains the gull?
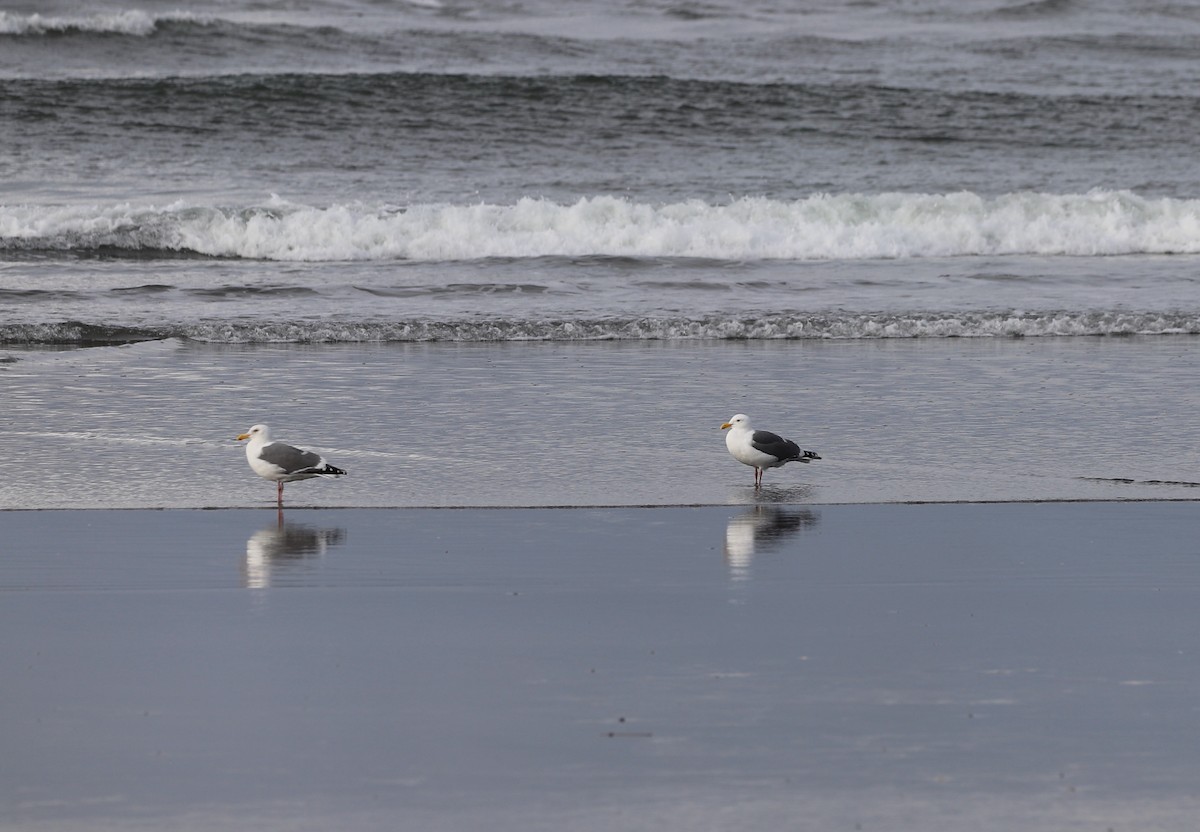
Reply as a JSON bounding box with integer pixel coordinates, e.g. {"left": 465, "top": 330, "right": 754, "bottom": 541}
{"left": 721, "top": 413, "right": 820, "bottom": 488}
{"left": 237, "top": 423, "right": 347, "bottom": 507}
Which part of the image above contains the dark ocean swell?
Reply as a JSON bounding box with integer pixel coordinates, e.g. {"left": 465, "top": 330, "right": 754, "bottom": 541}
{"left": 6, "top": 71, "right": 1198, "bottom": 151}
{"left": 6, "top": 69, "right": 1200, "bottom": 203}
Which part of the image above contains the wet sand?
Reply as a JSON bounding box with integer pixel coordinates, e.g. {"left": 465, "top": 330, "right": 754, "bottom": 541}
{"left": 3, "top": 502, "right": 1200, "bottom": 831}
{"left": 6, "top": 337, "right": 1200, "bottom": 510}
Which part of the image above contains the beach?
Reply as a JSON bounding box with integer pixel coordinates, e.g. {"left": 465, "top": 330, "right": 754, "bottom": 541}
{"left": 4, "top": 503, "right": 1200, "bottom": 831}
{"left": 5, "top": 336, "right": 1199, "bottom": 831}
{"left": 7, "top": 1, "right": 1200, "bottom": 829}
{"left": 4, "top": 337, "right": 1200, "bottom": 510}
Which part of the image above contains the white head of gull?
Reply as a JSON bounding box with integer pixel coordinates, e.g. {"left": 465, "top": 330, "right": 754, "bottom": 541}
{"left": 720, "top": 413, "right": 820, "bottom": 488}
{"left": 236, "top": 423, "right": 347, "bottom": 507}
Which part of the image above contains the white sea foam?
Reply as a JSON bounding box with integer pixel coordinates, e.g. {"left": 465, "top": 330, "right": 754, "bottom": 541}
{"left": 174, "top": 313, "right": 1200, "bottom": 342}
{"left": 4, "top": 191, "right": 1200, "bottom": 262}
{"left": 5, "top": 312, "right": 1196, "bottom": 345}
{"left": 0, "top": 10, "right": 208, "bottom": 36}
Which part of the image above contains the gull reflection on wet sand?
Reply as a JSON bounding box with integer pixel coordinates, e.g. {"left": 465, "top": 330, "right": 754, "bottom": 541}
{"left": 243, "top": 511, "right": 347, "bottom": 589}
{"left": 724, "top": 505, "right": 820, "bottom": 581}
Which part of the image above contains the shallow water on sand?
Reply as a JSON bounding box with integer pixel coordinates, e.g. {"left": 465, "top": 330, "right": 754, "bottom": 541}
{"left": 2, "top": 337, "right": 1199, "bottom": 509}
{"left": 4, "top": 504, "right": 1200, "bottom": 831}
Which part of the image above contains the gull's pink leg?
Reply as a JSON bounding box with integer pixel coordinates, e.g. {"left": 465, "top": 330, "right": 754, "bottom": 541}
{"left": 277, "top": 481, "right": 284, "bottom": 507}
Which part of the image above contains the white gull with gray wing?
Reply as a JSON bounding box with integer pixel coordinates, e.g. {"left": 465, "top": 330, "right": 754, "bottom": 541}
{"left": 237, "top": 423, "right": 347, "bottom": 506}
{"left": 721, "top": 413, "right": 820, "bottom": 488}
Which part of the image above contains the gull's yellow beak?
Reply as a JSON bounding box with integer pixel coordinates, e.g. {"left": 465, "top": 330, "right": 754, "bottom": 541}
{"left": 720, "top": 422, "right": 733, "bottom": 430}
{"left": 236, "top": 432, "right": 252, "bottom": 441}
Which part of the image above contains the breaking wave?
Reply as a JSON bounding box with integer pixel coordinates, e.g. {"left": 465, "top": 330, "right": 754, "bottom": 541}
{"left": 4, "top": 191, "right": 1200, "bottom": 262}
{"left": 5, "top": 312, "right": 1200, "bottom": 346}
{"left": 0, "top": 10, "right": 210, "bottom": 37}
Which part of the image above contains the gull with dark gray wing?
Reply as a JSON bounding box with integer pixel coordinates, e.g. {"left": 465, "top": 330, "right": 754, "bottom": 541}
{"left": 237, "top": 423, "right": 347, "bottom": 507}
{"left": 721, "top": 413, "right": 820, "bottom": 488}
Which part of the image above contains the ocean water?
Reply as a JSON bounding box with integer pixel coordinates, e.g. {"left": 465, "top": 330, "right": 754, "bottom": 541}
{"left": 3, "top": 0, "right": 1200, "bottom": 508}
{"left": 7, "top": 8, "right": 1200, "bottom": 829}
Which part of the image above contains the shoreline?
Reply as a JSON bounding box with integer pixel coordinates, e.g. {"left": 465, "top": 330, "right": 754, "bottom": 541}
{"left": 6, "top": 337, "right": 1200, "bottom": 509}
{"left": 3, "top": 494, "right": 1200, "bottom": 512}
